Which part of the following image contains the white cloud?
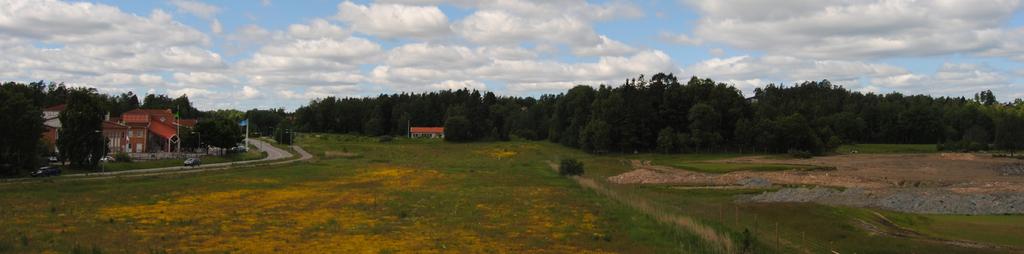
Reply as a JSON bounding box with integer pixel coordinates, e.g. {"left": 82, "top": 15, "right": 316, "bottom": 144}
{"left": 685, "top": 0, "right": 1021, "bottom": 59}
{"left": 660, "top": 32, "right": 702, "bottom": 45}
{"left": 168, "top": 0, "right": 220, "bottom": 20}
{"left": 335, "top": 1, "right": 450, "bottom": 39}
{"left": 0, "top": 1, "right": 209, "bottom": 47}
{"left": 687, "top": 55, "right": 908, "bottom": 83}
{"left": 455, "top": 10, "right": 599, "bottom": 46}
{"left": 260, "top": 37, "right": 381, "bottom": 62}
{"left": 870, "top": 63, "right": 1012, "bottom": 95}
{"left": 287, "top": 19, "right": 349, "bottom": 40}
{"left": 210, "top": 19, "right": 222, "bottom": 34}
{"left": 172, "top": 72, "right": 238, "bottom": 86}
{"left": 572, "top": 36, "right": 637, "bottom": 56}
{"left": 241, "top": 85, "right": 262, "bottom": 99}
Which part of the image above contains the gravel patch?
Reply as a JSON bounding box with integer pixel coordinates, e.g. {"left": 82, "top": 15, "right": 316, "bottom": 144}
{"left": 997, "top": 163, "right": 1024, "bottom": 176}
{"left": 743, "top": 187, "right": 1024, "bottom": 215}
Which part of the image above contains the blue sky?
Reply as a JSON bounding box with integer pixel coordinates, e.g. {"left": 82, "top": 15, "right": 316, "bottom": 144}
{"left": 2, "top": 0, "right": 1023, "bottom": 110}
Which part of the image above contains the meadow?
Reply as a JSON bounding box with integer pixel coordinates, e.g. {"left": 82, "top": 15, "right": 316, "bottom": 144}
{"left": 0, "top": 135, "right": 1020, "bottom": 253}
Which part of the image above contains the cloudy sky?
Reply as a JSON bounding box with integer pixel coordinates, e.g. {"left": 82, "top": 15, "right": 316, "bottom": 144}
{"left": 2, "top": 0, "right": 1023, "bottom": 110}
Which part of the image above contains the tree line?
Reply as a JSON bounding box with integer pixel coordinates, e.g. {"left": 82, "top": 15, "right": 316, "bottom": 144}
{"left": 295, "top": 73, "right": 1024, "bottom": 155}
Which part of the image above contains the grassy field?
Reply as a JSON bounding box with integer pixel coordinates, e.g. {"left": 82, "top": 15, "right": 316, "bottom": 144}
{"left": 837, "top": 143, "right": 938, "bottom": 154}
{"left": 0, "top": 135, "right": 710, "bottom": 253}
{"left": 0, "top": 135, "right": 1019, "bottom": 253}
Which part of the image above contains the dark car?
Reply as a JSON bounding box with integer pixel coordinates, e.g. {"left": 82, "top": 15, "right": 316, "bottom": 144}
{"left": 30, "top": 166, "right": 61, "bottom": 177}
{"left": 184, "top": 158, "right": 201, "bottom": 167}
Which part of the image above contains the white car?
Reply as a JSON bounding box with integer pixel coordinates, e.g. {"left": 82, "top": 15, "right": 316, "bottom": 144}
{"left": 99, "top": 156, "right": 115, "bottom": 162}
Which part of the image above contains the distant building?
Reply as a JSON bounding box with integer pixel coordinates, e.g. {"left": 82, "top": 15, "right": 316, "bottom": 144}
{"left": 41, "top": 104, "right": 65, "bottom": 153}
{"left": 121, "top": 109, "right": 196, "bottom": 153}
{"left": 40, "top": 106, "right": 197, "bottom": 154}
{"left": 409, "top": 127, "right": 444, "bottom": 138}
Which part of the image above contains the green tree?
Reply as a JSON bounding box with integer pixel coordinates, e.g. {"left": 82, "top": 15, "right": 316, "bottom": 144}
{"left": 995, "top": 113, "right": 1024, "bottom": 156}
{"left": 772, "top": 113, "right": 825, "bottom": 155}
{"left": 57, "top": 88, "right": 107, "bottom": 170}
{"left": 656, "top": 127, "right": 676, "bottom": 154}
{"left": 579, "top": 120, "right": 611, "bottom": 153}
{"left": 688, "top": 103, "right": 722, "bottom": 152}
{"left": 444, "top": 116, "right": 473, "bottom": 142}
{"left": 0, "top": 84, "right": 45, "bottom": 175}
{"left": 195, "top": 117, "right": 244, "bottom": 152}
{"left": 273, "top": 120, "right": 296, "bottom": 145}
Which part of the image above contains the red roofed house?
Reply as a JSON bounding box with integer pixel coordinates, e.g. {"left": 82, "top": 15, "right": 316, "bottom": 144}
{"left": 121, "top": 109, "right": 197, "bottom": 153}
{"left": 409, "top": 127, "right": 444, "bottom": 138}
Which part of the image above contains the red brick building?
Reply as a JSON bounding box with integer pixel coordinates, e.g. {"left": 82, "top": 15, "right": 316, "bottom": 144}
{"left": 40, "top": 106, "right": 197, "bottom": 154}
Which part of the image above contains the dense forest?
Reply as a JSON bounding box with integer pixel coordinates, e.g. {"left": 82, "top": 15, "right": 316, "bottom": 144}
{"left": 295, "top": 73, "right": 1024, "bottom": 155}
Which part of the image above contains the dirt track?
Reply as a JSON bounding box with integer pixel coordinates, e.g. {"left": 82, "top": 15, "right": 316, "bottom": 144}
{"left": 607, "top": 153, "right": 1024, "bottom": 214}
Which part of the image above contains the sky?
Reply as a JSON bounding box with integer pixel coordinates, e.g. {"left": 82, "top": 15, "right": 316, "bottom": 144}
{"left": 1, "top": 0, "right": 1023, "bottom": 110}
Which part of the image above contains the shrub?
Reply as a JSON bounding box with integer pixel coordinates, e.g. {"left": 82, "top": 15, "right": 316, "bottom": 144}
{"left": 787, "top": 149, "right": 813, "bottom": 159}
{"left": 378, "top": 135, "right": 393, "bottom": 143}
{"left": 113, "top": 152, "right": 132, "bottom": 162}
{"left": 559, "top": 159, "right": 584, "bottom": 176}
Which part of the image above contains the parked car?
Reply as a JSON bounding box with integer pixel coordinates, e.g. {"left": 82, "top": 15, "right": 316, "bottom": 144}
{"left": 99, "top": 156, "right": 115, "bottom": 162}
{"left": 230, "top": 146, "right": 248, "bottom": 153}
{"left": 47, "top": 156, "right": 59, "bottom": 163}
{"left": 30, "top": 166, "right": 61, "bottom": 177}
{"left": 184, "top": 158, "right": 201, "bottom": 167}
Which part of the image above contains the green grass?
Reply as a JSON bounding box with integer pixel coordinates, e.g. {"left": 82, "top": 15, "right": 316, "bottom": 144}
{"left": 883, "top": 212, "right": 1024, "bottom": 248}
{"left": 837, "top": 143, "right": 938, "bottom": 154}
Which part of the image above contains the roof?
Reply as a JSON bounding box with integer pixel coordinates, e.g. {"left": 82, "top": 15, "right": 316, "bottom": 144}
{"left": 410, "top": 127, "right": 444, "bottom": 134}
{"left": 102, "top": 121, "right": 128, "bottom": 129}
{"left": 148, "top": 120, "right": 177, "bottom": 140}
{"left": 176, "top": 119, "right": 198, "bottom": 128}
{"left": 123, "top": 108, "right": 173, "bottom": 116}
{"left": 123, "top": 114, "right": 149, "bottom": 123}
{"left": 44, "top": 104, "right": 66, "bottom": 111}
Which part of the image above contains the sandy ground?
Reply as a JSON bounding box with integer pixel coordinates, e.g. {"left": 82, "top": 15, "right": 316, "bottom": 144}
{"left": 607, "top": 153, "right": 1024, "bottom": 214}
{"left": 609, "top": 153, "right": 1024, "bottom": 194}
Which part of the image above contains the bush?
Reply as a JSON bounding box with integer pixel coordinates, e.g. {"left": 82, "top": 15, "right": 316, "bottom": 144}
{"left": 559, "top": 159, "right": 584, "bottom": 176}
{"left": 378, "top": 135, "right": 393, "bottom": 143}
{"left": 787, "top": 149, "right": 813, "bottom": 159}
{"left": 114, "top": 152, "right": 132, "bottom": 162}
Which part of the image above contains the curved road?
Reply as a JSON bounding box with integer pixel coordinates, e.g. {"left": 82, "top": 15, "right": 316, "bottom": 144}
{"left": 1, "top": 138, "right": 313, "bottom": 184}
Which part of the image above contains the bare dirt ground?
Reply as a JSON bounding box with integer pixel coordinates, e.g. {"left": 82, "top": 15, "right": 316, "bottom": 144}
{"left": 607, "top": 153, "right": 1024, "bottom": 214}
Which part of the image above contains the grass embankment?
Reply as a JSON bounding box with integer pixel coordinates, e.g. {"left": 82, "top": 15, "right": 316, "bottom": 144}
{"left": 837, "top": 143, "right": 938, "bottom": 154}
{"left": 0, "top": 134, "right": 711, "bottom": 253}
{"left": 882, "top": 212, "right": 1024, "bottom": 249}
{"left": 100, "top": 149, "right": 267, "bottom": 172}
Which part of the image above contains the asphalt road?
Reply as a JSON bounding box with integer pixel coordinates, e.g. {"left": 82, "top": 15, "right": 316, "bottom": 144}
{"left": 0, "top": 138, "right": 313, "bottom": 184}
